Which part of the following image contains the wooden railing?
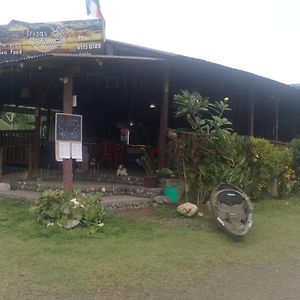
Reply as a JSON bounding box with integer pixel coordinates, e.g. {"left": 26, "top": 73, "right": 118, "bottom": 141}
{"left": 0, "top": 130, "right": 38, "bottom": 179}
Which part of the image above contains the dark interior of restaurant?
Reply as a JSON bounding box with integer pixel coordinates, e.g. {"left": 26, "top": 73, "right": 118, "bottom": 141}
{"left": 1, "top": 50, "right": 300, "bottom": 173}
{"left": 0, "top": 58, "right": 163, "bottom": 171}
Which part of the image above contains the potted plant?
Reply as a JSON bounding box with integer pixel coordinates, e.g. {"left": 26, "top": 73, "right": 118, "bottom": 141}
{"left": 137, "top": 148, "right": 158, "bottom": 187}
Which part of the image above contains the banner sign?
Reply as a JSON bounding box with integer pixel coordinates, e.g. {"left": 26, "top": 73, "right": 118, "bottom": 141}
{"left": 0, "top": 19, "right": 105, "bottom": 62}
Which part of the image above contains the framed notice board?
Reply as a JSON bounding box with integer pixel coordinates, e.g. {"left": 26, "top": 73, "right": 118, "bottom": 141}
{"left": 55, "top": 113, "right": 82, "bottom": 161}
{"left": 56, "top": 113, "right": 82, "bottom": 142}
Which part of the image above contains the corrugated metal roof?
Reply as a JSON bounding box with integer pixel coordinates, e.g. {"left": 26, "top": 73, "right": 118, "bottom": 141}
{"left": 0, "top": 39, "right": 299, "bottom": 99}
{"left": 105, "top": 39, "right": 297, "bottom": 91}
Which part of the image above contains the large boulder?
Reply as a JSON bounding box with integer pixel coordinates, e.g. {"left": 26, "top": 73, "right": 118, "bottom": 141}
{"left": 177, "top": 202, "right": 198, "bottom": 217}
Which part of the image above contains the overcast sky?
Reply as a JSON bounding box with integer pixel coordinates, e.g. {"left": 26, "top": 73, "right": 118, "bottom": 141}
{"left": 0, "top": 0, "right": 299, "bottom": 84}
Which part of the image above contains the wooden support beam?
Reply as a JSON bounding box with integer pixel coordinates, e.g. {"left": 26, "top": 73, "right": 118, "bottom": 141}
{"left": 0, "top": 147, "right": 3, "bottom": 181}
{"left": 274, "top": 100, "right": 279, "bottom": 142}
{"left": 34, "top": 107, "right": 41, "bottom": 172}
{"left": 62, "top": 71, "right": 74, "bottom": 194}
{"left": 158, "top": 64, "right": 169, "bottom": 167}
{"left": 28, "top": 146, "right": 33, "bottom": 179}
{"left": 248, "top": 97, "right": 254, "bottom": 136}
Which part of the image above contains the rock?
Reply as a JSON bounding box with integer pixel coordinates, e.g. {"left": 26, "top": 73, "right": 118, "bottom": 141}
{"left": 197, "top": 212, "right": 204, "bottom": 217}
{"left": 177, "top": 202, "right": 198, "bottom": 217}
{"left": 153, "top": 195, "right": 171, "bottom": 205}
{"left": 0, "top": 183, "right": 11, "bottom": 191}
{"left": 64, "top": 220, "right": 80, "bottom": 229}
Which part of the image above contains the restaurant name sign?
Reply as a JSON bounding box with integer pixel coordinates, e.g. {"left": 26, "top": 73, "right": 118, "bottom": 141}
{"left": 0, "top": 19, "right": 105, "bottom": 62}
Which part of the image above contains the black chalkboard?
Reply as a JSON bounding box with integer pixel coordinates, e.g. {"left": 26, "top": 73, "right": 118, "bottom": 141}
{"left": 55, "top": 113, "right": 82, "bottom": 142}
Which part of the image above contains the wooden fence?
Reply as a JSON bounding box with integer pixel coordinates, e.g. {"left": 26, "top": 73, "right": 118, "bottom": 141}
{"left": 0, "top": 130, "right": 38, "bottom": 179}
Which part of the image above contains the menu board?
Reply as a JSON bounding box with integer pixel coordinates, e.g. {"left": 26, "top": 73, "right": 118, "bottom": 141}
{"left": 56, "top": 113, "right": 82, "bottom": 142}
{"left": 55, "top": 113, "right": 82, "bottom": 161}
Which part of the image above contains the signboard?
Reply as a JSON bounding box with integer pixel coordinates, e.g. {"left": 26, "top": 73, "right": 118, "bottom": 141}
{"left": 56, "top": 113, "right": 82, "bottom": 141}
{"left": 0, "top": 19, "right": 105, "bottom": 62}
{"left": 55, "top": 113, "right": 82, "bottom": 161}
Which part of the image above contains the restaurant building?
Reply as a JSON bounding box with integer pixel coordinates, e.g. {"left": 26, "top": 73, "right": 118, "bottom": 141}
{"left": 0, "top": 19, "right": 300, "bottom": 183}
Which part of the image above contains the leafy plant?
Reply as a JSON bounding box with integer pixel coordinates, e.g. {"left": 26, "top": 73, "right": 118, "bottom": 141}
{"left": 31, "top": 189, "right": 105, "bottom": 232}
{"left": 290, "top": 138, "right": 300, "bottom": 178}
{"left": 174, "top": 90, "right": 232, "bottom": 137}
{"left": 172, "top": 91, "right": 234, "bottom": 205}
{"left": 137, "top": 148, "right": 158, "bottom": 176}
{"left": 243, "top": 138, "right": 296, "bottom": 199}
{"left": 31, "top": 189, "right": 67, "bottom": 224}
{"left": 156, "top": 167, "right": 175, "bottom": 178}
{"left": 172, "top": 90, "right": 296, "bottom": 204}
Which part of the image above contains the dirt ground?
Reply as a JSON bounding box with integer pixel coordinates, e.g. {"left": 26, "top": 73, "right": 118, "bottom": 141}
{"left": 112, "top": 207, "right": 202, "bottom": 227}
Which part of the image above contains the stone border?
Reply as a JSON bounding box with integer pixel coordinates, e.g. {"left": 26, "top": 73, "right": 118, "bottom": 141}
{"left": 0, "top": 193, "right": 35, "bottom": 204}
{"left": 20, "top": 170, "right": 146, "bottom": 186}
{"left": 12, "top": 181, "right": 162, "bottom": 199}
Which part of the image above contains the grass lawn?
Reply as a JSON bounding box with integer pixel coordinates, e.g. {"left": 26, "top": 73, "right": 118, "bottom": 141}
{"left": 1, "top": 197, "right": 300, "bottom": 299}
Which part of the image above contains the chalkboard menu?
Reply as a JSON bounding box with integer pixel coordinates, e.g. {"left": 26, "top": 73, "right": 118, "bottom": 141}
{"left": 55, "top": 113, "right": 82, "bottom": 142}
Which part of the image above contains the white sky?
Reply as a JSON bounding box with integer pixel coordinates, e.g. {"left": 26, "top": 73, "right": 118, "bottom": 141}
{"left": 0, "top": 0, "right": 299, "bottom": 84}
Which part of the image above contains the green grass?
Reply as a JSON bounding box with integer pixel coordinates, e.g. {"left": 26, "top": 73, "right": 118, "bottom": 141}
{"left": 1, "top": 197, "right": 300, "bottom": 299}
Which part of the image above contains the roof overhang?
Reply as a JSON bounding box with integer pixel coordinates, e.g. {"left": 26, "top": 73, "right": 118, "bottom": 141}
{"left": 0, "top": 53, "right": 163, "bottom": 72}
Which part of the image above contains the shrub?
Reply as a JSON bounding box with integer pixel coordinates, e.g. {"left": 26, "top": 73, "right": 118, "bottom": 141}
{"left": 31, "top": 189, "right": 105, "bottom": 231}
{"left": 172, "top": 89, "right": 296, "bottom": 203}
{"left": 273, "top": 147, "right": 296, "bottom": 197}
{"left": 290, "top": 138, "right": 300, "bottom": 177}
{"left": 247, "top": 139, "right": 296, "bottom": 199}
{"left": 204, "top": 133, "right": 253, "bottom": 193}
{"left": 137, "top": 148, "right": 158, "bottom": 176}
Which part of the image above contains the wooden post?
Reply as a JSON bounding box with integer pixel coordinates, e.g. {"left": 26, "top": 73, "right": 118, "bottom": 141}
{"left": 248, "top": 97, "right": 254, "bottom": 136}
{"left": 0, "top": 147, "right": 3, "bottom": 181}
{"left": 158, "top": 63, "right": 169, "bottom": 167}
{"left": 63, "top": 71, "right": 73, "bottom": 194}
{"left": 28, "top": 146, "right": 33, "bottom": 179}
{"left": 34, "top": 107, "right": 41, "bottom": 172}
{"left": 274, "top": 99, "right": 279, "bottom": 142}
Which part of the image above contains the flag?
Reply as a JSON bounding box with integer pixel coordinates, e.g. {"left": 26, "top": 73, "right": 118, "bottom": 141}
{"left": 86, "top": 0, "right": 103, "bottom": 19}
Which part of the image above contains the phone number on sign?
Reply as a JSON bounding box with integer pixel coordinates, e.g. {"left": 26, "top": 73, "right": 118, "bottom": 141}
{"left": 77, "top": 43, "right": 102, "bottom": 50}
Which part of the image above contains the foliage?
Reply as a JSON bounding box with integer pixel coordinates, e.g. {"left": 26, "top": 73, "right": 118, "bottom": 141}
{"left": 289, "top": 138, "right": 300, "bottom": 178}
{"left": 31, "top": 189, "right": 105, "bottom": 231}
{"left": 274, "top": 149, "right": 296, "bottom": 198}
{"left": 174, "top": 90, "right": 232, "bottom": 137}
{"left": 137, "top": 148, "right": 158, "bottom": 176}
{"left": 248, "top": 139, "right": 296, "bottom": 198}
{"left": 156, "top": 167, "right": 176, "bottom": 178}
{"left": 172, "top": 89, "right": 296, "bottom": 204}
{"left": 0, "top": 111, "right": 35, "bottom": 130}
{"left": 173, "top": 90, "right": 234, "bottom": 204}
{"left": 204, "top": 133, "right": 253, "bottom": 194}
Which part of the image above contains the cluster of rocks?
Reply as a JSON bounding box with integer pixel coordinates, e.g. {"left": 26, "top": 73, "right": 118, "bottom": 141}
{"left": 102, "top": 197, "right": 154, "bottom": 210}
{"left": 23, "top": 169, "right": 146, "bottom": 186}
{"left": 153, "top": 195, "right": 173, "bottom": 206}
{"left": 12, "top": 181, "right": 162, "bottom": 199}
